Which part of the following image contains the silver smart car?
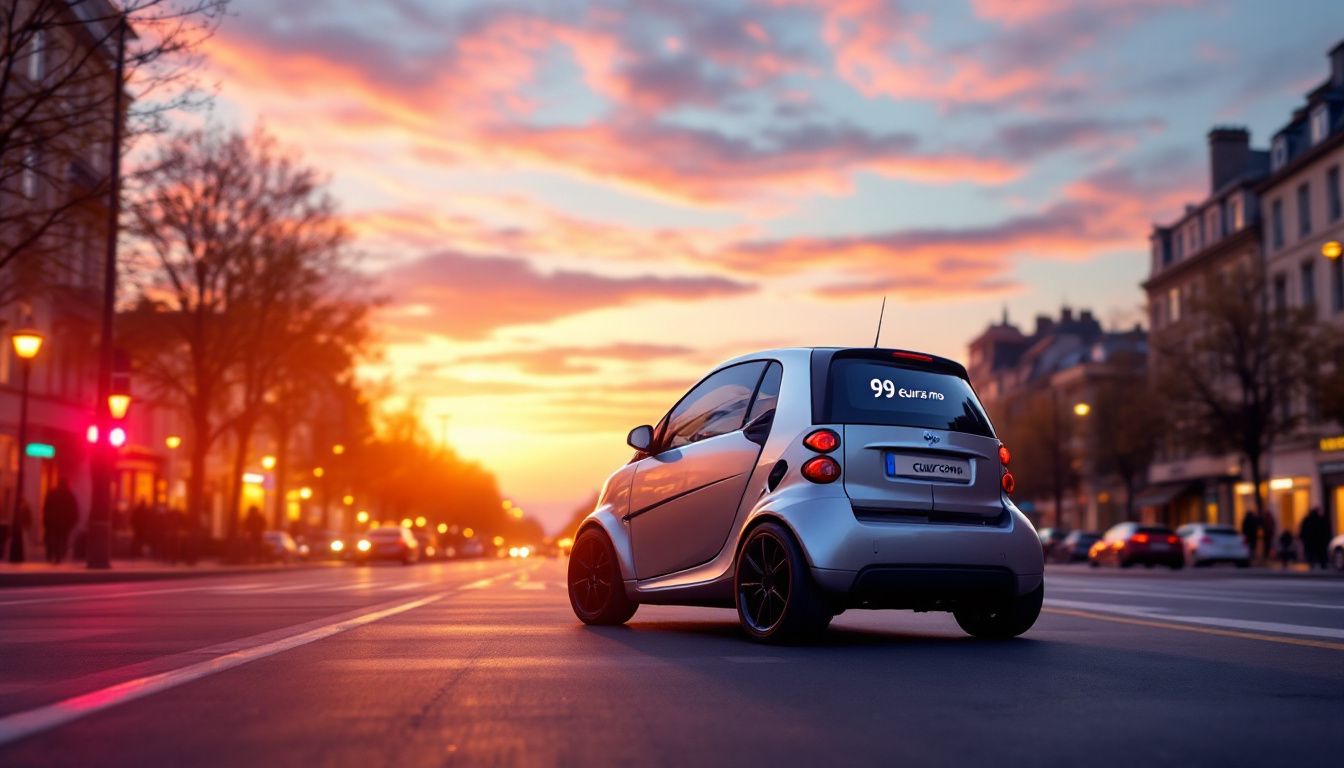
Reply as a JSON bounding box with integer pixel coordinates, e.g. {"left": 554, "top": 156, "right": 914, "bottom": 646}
{"left": 567, "top": 347, "right": 1044, "bottom": 642}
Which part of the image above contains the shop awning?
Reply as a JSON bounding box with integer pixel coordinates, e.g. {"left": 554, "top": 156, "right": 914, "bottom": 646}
{"left": 1133, "top": 483, "right": 1194, "bottom": 509}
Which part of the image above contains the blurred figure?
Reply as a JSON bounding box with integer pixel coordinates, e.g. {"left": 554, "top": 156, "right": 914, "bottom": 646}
{"left": 1299, "top": 508, "right": 1329, "bottom": 569}
{"left": 9, "top": 498, "right": 32, "bottom": 562}
{"left": 1276, "top": 529, "right": 1296, "bottom": 567}
{"left": 244, "top": 505, "right": 265, "bottom": 563}
{"left": 1261, "top": 510, "right": 1276, "bottom": 562}
{"left": 1241, "top": 511, "right": 1261, "bottom": 561}
{"left": 131, "top": 498, "right": 151, "bottom": 558}
{"left": 41, "top": 480, "right": 78, "bottom": 564}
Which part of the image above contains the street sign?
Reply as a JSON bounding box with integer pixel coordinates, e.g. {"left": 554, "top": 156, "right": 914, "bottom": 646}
{"left": 25, "top": 442, "right": 55, "bottom": 459}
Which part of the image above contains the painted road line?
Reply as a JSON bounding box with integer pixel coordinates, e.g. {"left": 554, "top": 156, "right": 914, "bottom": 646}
{"left": 1044, "top": 607, "right": 1344, "bottom": 651}
{"left": 1044, "top": 598, "right": 1344, "bottom": 641}
{"left": 0, "top": 582, "right": 274, "bottom": 607}
{"left": 1047, "top": 585, "right": 1344, "bottom": 611}
{"left": 0, "top": 592, "right": 445, "bottom": 747}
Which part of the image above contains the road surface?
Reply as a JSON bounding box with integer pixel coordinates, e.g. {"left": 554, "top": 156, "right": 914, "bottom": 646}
{"left": 0, "top": 559, "right": 1340, "bottom": 766}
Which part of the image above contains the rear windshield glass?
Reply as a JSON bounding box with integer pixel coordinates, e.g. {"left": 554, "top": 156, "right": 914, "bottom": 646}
{"left": 370, "top": 529, "right": 403, "bottom": 540}
{"left": 1205, "top": 526, "right": 1238, "bottom": 535}
{"left": 1137, "top": 526, "right": 1173, "bottom": 535}
{"left": 825, "top": 359, "right": 994, "bottom": 437}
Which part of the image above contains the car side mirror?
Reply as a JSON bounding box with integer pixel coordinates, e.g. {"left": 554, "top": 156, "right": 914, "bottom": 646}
{"left": 627, "top": 424, "right": 654, "bottom": 452}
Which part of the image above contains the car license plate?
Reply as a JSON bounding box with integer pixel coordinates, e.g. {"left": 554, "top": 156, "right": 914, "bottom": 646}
{"left": 887, "top": 454, "right": 971, "bottom": 483}
{"left": 1149, "top": 542, "right": 1170, "bottom": 551}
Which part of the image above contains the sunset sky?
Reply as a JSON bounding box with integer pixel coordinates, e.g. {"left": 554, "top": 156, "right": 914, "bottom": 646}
{"left": 191, "top": 0, "right": 1342, "bottom": 532}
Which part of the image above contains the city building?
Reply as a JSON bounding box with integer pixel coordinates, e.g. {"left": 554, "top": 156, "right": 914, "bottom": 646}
{"left": 968, "top": 307, "right": 1147, "bottom": 532}
{"left": 1255, "top": 40, "right": 1344, "bottom": 537}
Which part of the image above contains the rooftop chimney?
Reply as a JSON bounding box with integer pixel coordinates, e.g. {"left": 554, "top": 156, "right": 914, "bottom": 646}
{"left": 1208, "top": 127, "right": 1251, "bottom": 192}
{"left": 1332, "top": 40, "right": 1344, "bottom": 88}
{"left": 1034, "top": 314, "right": 1054, "bottom": 337}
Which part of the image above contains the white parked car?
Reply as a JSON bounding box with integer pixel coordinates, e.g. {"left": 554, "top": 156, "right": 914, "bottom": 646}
{"left": 1330, "top": 533, "right": 1344, "bottom": 571}
{"left": 1176, "top": 523, "right": 1250, "bottom": 568}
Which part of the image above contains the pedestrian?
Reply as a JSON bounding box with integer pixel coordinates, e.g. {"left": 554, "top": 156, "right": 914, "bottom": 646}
{"left": 1240, "top": 511, "right": 1261, "bottom": 562}
{"left": 1261, "top": 510, "right": 1276, "bottom": 562}
{"left": 131, "top": 498, "right": 151, "bottom": 558}
{"left": 1276, "top": 528, "right": 1296, "bottom": 567}
{"left": 9, "top": 498, "right": 32, "bottom": 563}
{"left": 1299, "top": 507, "right": 1328, "bottom": 569}
{"left": 244, "top": 505, "right": 266, "bottom": 563}
{"left": 42, "top": 479, "right": 79, "bottom": 565}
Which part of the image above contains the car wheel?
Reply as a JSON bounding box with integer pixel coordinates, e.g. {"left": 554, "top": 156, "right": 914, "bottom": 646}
{"left": 1332, "top": 548, "right": 1344, "bottom": 572}
{"left": 954, "top": 583, "right": 1043, "bottom": 639}
{"left": 735, "top": 522, "right": 831, "bottom": 644}
{"left": 568, "top": 528, "right": 637, "bottom": 626}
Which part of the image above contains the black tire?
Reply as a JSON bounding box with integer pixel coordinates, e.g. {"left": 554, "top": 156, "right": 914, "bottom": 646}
{"left": 735, "top": 522, "right": 832, "bottom": 644}
{"left": 1168, "top": 561, "right": 1183, "bottom": 570}
{"left": 568, "top": 527, "right": 637, "bottom": 626}
{"left": 954, "top": 583, "right": 1044, "bottom": 639}
{"left": 1235, "top": 559, "right": 1251, "bottom": 568}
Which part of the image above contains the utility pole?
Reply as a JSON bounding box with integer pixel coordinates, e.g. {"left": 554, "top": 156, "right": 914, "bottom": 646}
{"left": 87, "top": 16, "right": 127, "bottom": 570}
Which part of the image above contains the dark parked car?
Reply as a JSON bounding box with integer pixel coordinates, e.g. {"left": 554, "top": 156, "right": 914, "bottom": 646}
{"left": 1089, "top": 522, "right": 1184, "bottom": 569}
{"left": 1038, "top": 527, "right": 1068, "bottom": 559}
{"left": 1052, "top": 530, "right": 1100, "bottom": 563}
{"left": 355, "top": 526, "right": 420, "bottom": 565}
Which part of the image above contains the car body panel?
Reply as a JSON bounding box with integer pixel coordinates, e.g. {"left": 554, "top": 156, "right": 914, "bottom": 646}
{"left": 575, "top": 347, "right": 1044, "bottom": 609}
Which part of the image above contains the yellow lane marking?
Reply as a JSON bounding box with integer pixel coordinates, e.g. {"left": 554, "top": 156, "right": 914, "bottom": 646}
{"left": 1043, "top": 607, "right": 1344, "bottom": 651}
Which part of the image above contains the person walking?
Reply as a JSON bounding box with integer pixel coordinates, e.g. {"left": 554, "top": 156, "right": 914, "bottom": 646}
{"left": 42, "top": 479, "right": 79, "bottom": 565}
{"left": 244, "top": 505, "right": 266, "bottom": 563}
{"left": 1261, "top": 509, "right": 1276, "bottom": 563}
{"left": 1299, "top": 508, "right": 1328, "bottom": 569}
{"left": 9, "top": 498, "right": 32, "bottom": 562}
{"left": 1241, "top": 511, "right": 1261, "bottom": 563}
{"left": 1276, "top": 528, "right": 1296, "bottom": 568}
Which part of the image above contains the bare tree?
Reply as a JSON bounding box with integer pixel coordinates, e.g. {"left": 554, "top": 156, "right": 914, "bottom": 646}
{"left": 0, "top": 0, "right": 227, "bottom": 306}
{"left": 1086, "top": 351, "right": 1160, "bottom": 520}
{"left": 1152, "top": 264, "right": 1317, "bottom": 519}
{"left": 120, "top": 127, "right": 365, "bottom": 544}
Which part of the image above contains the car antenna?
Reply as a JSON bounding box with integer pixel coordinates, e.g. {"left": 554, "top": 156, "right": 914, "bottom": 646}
{"left": 873, "top": 296, "right": 886, "bottom": 348}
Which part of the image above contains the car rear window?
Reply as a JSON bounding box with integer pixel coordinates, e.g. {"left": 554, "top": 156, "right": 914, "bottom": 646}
{"left": 1205, "top": 526, "right": 1238, "bottom": 535}
{"left": 824, "top": 358, "right": 994, "bottom": 437}
{"left": 1137, "top": 526, "right": 1173, "bottom": 535}
{"left": 370, "top": 529, "right": 403, "bottom": 540}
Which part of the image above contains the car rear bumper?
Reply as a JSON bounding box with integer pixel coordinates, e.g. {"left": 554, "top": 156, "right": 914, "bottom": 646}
{"left": 769, "top": 495, "right": 1044, "bottom": 598}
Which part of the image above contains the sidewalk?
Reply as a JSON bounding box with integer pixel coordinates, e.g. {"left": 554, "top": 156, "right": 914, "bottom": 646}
{"left": 1046, "top": 562, "right": 1344, "bottom": 580}
{"left": 0, "top": 559, "right": 336, "bottom": 588}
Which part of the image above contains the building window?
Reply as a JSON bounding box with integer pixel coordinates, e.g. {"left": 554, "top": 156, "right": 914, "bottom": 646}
{"left": 1168, "top": 287, "right": 1180, "bottom": 322}
{"left": 1206, "top": 207, "right": 1221, "bottom": 242}
{"left": 1271, "top": 198, "right": 1284, "bottom": 249}
{"left": 27, "top": 29, "right": 44, "bottom": 81}
{"left": 21, "top": 149, "right": 38, "bottom": 198}
{"left": 1298, "top": 183, "right": 1311, "bottom": 237}
{"left": 1273, "top": 273, "right": 1287, "bottom": 313}
{"left": 1301, "top": 261, "right": 1316, "bottom": 309}
{"left": 1332, "top": 256, "right": 1344, "bottom": 312}
{"left": 1271, "top": 135, "right": 1288, "bottom": 170}
{"left": 1311, "top": 104, "right": 1329, "bottom": 145}
{"left": 1229, "top": 193, "right": 1244, "bottom": 231}
{"left": 1329, "top": 166, "right": 1342, "bottom": 222}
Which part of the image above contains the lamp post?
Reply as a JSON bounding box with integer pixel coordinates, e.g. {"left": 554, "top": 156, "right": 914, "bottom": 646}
{"left": 1050, "top": 389, "right": 1091, "bottom": 530}
{"left": 8, "top": 328, "right": 44, "bottom": 563}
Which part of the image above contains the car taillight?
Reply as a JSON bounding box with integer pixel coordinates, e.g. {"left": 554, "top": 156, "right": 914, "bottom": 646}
{"left": 802, "top": 428, "right": 840, "bottom": 453}
{"left": 891, "top": 350, "right": 933, "bottom": 362}
{"left": 1167, "top": 535, "right": 1179, "bottom": 545}
{"left": 998, "top": 444, "right": 1011, "bottom": 466}
{"left": 1000, "top": 471, "right": 1015, "bottom": 494}
{"left": 801, "top": 456, "right": 841, "bottom": 483}
{"left": 1133, "top": 533, "right": 1150, "bottom": 544}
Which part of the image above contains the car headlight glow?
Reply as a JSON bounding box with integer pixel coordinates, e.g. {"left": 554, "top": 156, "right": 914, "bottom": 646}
{"left": 357, "top": 539, "right": 371, "bottom": 552}
{"left": 330, "top": 539, "right": 345, "bottom": 552}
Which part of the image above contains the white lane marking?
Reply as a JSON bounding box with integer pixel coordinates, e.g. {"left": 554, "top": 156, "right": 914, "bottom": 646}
{"left": 1048, "top": 585, "right": 1344, "bottom": 610}
{"left": 0, "top": 592, "right": 444, "bottom": 747}
{"left": 1045, "top": 598, "right": 1344, "bottom": 640}
{"left": 0, "top": 582, "right": 267, "bottom": 607}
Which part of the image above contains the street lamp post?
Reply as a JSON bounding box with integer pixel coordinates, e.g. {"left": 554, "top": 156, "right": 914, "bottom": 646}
{"left": 7, "top": 328, "right": 44, "bottom": 563}
{"left": 1050, "top": 389, "right": 1091, "bottom": 530}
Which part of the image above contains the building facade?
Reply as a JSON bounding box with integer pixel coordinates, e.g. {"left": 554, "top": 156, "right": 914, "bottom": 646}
{"left": 1255, "top": 40, "right": 1344, "bottom": 538}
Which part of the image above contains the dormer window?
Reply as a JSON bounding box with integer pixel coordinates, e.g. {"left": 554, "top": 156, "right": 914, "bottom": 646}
{"left": 1272, "top": 135, "right": 1289, "bottom": 170}
{"left": 1228, "top": 193, "right": 1245, "bottom": 232}
{"left": 1311, "top": 104, "right": 1329, "bottom": 145}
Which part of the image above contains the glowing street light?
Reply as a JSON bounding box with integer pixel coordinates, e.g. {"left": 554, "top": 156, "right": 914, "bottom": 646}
{"left": 331, "top": 443, "right": 345, "bottom": 455}
{"left": 312, "top": 466, "right": 324, "bottom": 478}
{"left": 165, "top": 435, "right": 182, "bottom": 450}
{"left": 1323, "top": 240, "right": 1342, "bottom": 260}
{"left": 510, "top": 507, "right": 524, "bottom": 520}
{"left": 1073, "top": 402, "right": 1092, "bottom": 417}
{"left": 436, "top": 523, "right": 448, "bottom": 534}
{"left": 299, "top": 486, "right": 313, "bottom": 500}
{"left": 492, "top": 535, "right": 505, "bottom": 547}
{"left": 415, "top": 516, "right": 427, "bottom": 528}
{"left": 8, "top": 326, "right": 43, "bottom": 563}
{"left": 342, "top": 494, "right": 354, "bottom": 506}
{"left": 356, "top": 510, "right": 370, "bottom": 524}
{"left": 462, "top": 527, "right": 475, "bottom": 539}
{"left": 261, "top": 454, "right": 277, "bottom": 470}
{"left": 107, "top": 392, "right": 131, "bottom": 420}
{"left": 401, "top": 518, "right": 413, "bottom": 528}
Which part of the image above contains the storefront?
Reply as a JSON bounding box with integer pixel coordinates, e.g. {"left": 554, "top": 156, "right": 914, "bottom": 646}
{"left": 1320, "top": 434, "right": 1344, "bottom": 537}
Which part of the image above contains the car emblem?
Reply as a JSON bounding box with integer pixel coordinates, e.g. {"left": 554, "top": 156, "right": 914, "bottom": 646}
{"left": 923, "top": 430, "right": 940, "bottom": 444}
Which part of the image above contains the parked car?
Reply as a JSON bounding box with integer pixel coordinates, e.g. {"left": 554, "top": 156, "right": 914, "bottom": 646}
{"left": 457, "top": 539, "right": 485, "bottom": 559}
{"left": 567, "top": 346, "right": 1044, "bottom": 643}
{"left": 1330, "top": 533, "right": 1344, "bottom": 571}
{"left": 1089, "top": 522, "right": 1184, "bottom": 569}
{"left": 302, "top": 530, "right": 348, "bottom": 560}
{"left": 354, "top": 526, "right": 420, "bottom": 565}
{"left": 1038, "top": 527, "right": 1069, "bottom": 559}
{"left": 1052, "top": 530, "right": 1100, "bottom": 563}
{"left": 1176, "top": 523, "right": 1251, "bottom": 567}
{"left": 261, "top": 531, "right": 301, "bottom": 564}
{"left": 412, "top": 530, "right": 440, "bottom": 560}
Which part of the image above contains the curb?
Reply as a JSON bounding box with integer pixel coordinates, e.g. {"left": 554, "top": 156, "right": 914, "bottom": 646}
{"left": 0, "top": 561, "right": 337, "bottom": 588}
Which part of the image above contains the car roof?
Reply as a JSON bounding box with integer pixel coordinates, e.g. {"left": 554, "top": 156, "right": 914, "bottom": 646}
{"left": 716, "top": 347, "right": 968, "bottom": 375}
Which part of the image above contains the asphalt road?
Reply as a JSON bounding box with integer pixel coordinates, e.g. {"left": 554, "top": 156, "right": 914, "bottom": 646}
{"left": 0, "top": 559, "right": 1340, "bottom": 767}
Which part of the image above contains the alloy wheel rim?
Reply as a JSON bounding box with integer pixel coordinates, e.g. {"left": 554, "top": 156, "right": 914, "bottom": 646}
{"left": 739, "top": 532, "right": 790, "bottom": 633}
{"left": 570, "top": 536, "right": 612, "bottom": 616}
